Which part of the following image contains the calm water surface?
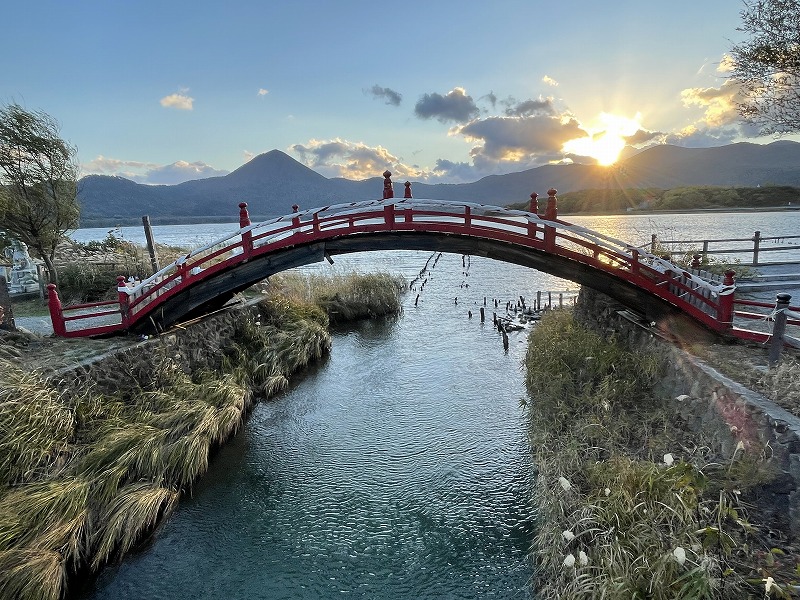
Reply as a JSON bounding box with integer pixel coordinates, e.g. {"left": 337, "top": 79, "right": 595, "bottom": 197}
{"left": 74, "top": 211, "right": 799, "bottom": 599}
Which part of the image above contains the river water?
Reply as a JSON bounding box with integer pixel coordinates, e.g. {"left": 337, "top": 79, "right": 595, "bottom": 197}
{"left": 75, "top": 211, "right": 799, "bottom": 599}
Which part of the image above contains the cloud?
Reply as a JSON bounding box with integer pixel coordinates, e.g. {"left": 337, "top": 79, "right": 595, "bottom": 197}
{"left": 623, "top": 128, "right": 663, "bottom": 145}
{"left": 82, "top": 155, "right": 227, "bottom": 184}
{"left": 367, "top": 85, "right": 402, "bottom": 106}
{"left": 503, "top": 97, "right": 557, "bottom": 118}
{"left": 717, "top": 54, "right": 735, "bottom": 74}
{"left": 459, "top": 114, "right": 585, "bottom": 164}
{"left": 680, "top": 79, "right": 743, "bottom": 128}
{"left": 290, "top": 138, "right": 430, "bottom": 180}
{"left": 257, "top": 88, "right": 269, "bottom": 96}
{"left": 675, "top": 75, "right": 765, "bottom": 143}
{"left": 414, "top": 87, "right": 479, "bottom": 123}
{"left": 140, "top": 161, "right": 228, "bottom": 184}
{"left": 542, "top": 75, "right": 559, "bottom": 87}
{"left": 160, "top": 90, "right": 194, "bottom": 110}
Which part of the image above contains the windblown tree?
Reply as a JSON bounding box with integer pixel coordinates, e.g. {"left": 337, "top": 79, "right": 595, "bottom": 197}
{"left": 0, "top": 103, "right": 80, "bottom": 285}
{"left": 730, "top": 0, "right": 800, "bottom": 133}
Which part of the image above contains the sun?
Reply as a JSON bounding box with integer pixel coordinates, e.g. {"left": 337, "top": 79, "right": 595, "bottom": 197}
{"left": 562, "top": 113, "right": 642, "bottom": 166}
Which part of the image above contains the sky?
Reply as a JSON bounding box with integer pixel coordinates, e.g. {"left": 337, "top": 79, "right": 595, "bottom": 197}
{"left": 1, "top": 0, "right": 778, "bottom": 186}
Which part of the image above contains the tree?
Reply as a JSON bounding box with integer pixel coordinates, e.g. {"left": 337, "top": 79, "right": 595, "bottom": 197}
{"left": 0, "top": 103, "right": 80, "bottom": 285}
{"left": 730, "top": 0, "right": 800, "bottom": 134}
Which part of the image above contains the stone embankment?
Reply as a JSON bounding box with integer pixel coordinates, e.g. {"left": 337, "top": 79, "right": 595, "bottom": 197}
{"left": 575, "top": 287, "right": 800, "bottom": 539}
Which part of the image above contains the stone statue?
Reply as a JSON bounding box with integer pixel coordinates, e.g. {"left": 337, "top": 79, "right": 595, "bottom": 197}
{"left": 3, "top": 240, "right": 41, "bottom": 294}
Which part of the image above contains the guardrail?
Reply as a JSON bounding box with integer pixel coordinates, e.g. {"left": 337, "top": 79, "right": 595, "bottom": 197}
{"left": 651, "top": 231, "right": 800, "bottom": 266}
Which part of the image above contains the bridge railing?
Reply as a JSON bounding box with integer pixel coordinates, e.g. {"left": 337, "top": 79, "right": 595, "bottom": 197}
{"left": 48, "top": 185, "right": 741, "bottom": 338}
{"left": 652, "top": 231, "right": 800, "bottom": 266}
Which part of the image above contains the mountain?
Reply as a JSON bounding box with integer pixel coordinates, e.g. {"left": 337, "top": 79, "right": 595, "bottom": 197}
{"left": 77, "top": 142, "right": 800, "bottom": 223}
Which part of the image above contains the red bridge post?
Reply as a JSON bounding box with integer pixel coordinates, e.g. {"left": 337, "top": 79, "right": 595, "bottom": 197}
{"left": 527, "top": 192, "right": 539, "bottom": 237}
{"left": 117, "top": 275, "right": 130, "bottom": 327}
{"left": 383, "top": 170, "right": 393, "bottom": 199}
{"left": 292, "top": 204, "right": 301, "bottom": 234}
{"left": 47, "top": 283, "right": 67, "bottom": 337}
{"left": 543, "top": 188, "right": 558, "bottom": 250}
{"left": 717, "top": 270, "right": 736, "bottom": 329}
{"left": 239, "top": 202, "right": 253, "bottom": 256}
{"left": 404, "top": 181, "right": 412, "bottom": 198}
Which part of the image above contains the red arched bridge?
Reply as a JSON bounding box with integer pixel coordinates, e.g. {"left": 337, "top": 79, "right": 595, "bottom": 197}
{"left": 48, "top": 182, "right": 798, "bottom": 343}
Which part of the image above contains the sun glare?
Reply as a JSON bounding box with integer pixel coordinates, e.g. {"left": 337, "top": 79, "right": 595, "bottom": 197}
{"left": 562, "top": 113, "right": 642, "bottom": 166}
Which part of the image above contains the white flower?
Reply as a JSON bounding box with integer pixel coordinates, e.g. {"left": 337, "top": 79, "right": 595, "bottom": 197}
{"left": 562, "top": 530, "right": 575, "bottom": 542}
{"left": 764, "top": 576, "right": 775, "bottom": 593}
{"left": 663, "top": 453, "right": 675, "bottom": 466}
{"left": 673, "top": 546, "right": 686, "bottom": 566}
{"left": 563, "top": 553, "right": 575, "bottom": 568}
{"left": 558, "top": 476, "right": 572, "bottom": 491}
{"left": 578, "top": 551, "right": 589, "bottom": 566}
{"left": 604, "top": 487, "right": 611, "bottom": 497}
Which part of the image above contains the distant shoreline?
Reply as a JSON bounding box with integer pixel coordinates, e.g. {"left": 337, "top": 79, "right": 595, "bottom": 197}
{"left": 562, "top": 205, "right": 800, "bottom": 216}
{"left": 77, "top": 206, "right": 800, "bottom": 229}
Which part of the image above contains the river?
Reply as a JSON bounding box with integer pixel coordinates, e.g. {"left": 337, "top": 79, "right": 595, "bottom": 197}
{"left": 75, "top": 211, "right": 799, "bottom": 599}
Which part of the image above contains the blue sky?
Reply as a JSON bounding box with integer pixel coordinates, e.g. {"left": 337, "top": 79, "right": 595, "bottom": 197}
{"left": 2, "top": 0, "right": 770, "bottom": 185}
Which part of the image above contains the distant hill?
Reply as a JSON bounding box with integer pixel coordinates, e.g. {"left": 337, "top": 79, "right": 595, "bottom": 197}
{"left": 77, "top": 141, "right": 800, "bottom": 224}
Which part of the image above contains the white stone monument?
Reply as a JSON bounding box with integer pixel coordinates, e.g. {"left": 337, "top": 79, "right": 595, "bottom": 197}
{"left": 4, "top": 240, "right": 41, "bottom": 294}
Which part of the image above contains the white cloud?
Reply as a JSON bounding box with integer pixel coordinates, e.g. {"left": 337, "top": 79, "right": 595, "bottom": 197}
{"left": 680, "top": 79, "right": 744, "bottom": 128}
{"left": 290, "top": 138, "right": 431, "bottom": 181}
{"left": 542, "top": 75, "right": 559, "bottom": 87}
{"left": 257, "top": 88, "right": 269, "bottom": 96}
{"left": 82, "top": 155, "right": 228, "bottom": 184}
{"left": 160, "top": 91, "right": 194, "bottom": 110}
{"left": 717, "top": 54, "right": 735, "bottom": 74}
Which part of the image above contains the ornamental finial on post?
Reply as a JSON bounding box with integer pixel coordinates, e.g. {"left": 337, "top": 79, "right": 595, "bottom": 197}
{"left": 239, "top": 202, "right": 251, "bottom": 228}
{"left": 404, "top": 181, "right": 412, "bottom": 198}
{"left": 383, "top": 170, "right": 393, "bottom": 199}
{"left": 529, "top": 192, "right": 538, "bottom": 214}
{"left": 545, "top": 188, "right": 558, "bottom": 221}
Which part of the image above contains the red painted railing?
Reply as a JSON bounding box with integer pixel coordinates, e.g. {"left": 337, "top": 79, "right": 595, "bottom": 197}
{"left": 48, "top": 183, "right": 796, "bottom": 344}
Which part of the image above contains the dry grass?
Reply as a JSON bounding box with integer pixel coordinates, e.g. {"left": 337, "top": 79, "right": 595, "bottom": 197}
{"left": 0, "top": 271, "right": 404, "bottom": 599}
{"left": 525, "top": 311, "right": 797, "bottom": 599}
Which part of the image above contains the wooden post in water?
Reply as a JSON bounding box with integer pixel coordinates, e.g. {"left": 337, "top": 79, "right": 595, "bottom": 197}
{"left": 752, "top": 230, "right": 761, "bottom": 266}
{"left": 142, "top": 215, "right": 160, "bottom": 274}
{"left": 769, "top": 293, "right": 792, "bottom": 366}
{"left": 480, "top": 307, "right": 485, "bottom": 322}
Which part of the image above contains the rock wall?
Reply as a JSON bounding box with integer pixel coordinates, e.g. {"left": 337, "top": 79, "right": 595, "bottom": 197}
{"left": 50, "top": 300, "right": 256, "bottom": 395}
{"left": 575, "top": 286, "right": 800, "bottom": 540}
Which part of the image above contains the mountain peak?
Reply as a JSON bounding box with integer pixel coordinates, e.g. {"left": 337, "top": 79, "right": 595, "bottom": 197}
{"left": 227, "top": 150, "right": 326, "bottom": 183}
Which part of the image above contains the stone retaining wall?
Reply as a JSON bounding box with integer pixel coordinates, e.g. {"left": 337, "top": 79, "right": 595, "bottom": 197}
{"left": 51, "top": 300, "right": 257, "bottom": 395}
{"left": 575, "top": 287, "right": 800, "bottom": 540}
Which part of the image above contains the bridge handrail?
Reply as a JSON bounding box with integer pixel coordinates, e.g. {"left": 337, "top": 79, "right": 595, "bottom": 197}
{"left": 47, "top": 196, "right": 752, "bottom": 338}
{"left": 116, "top": 199, "right": 733, "bottom": 315}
